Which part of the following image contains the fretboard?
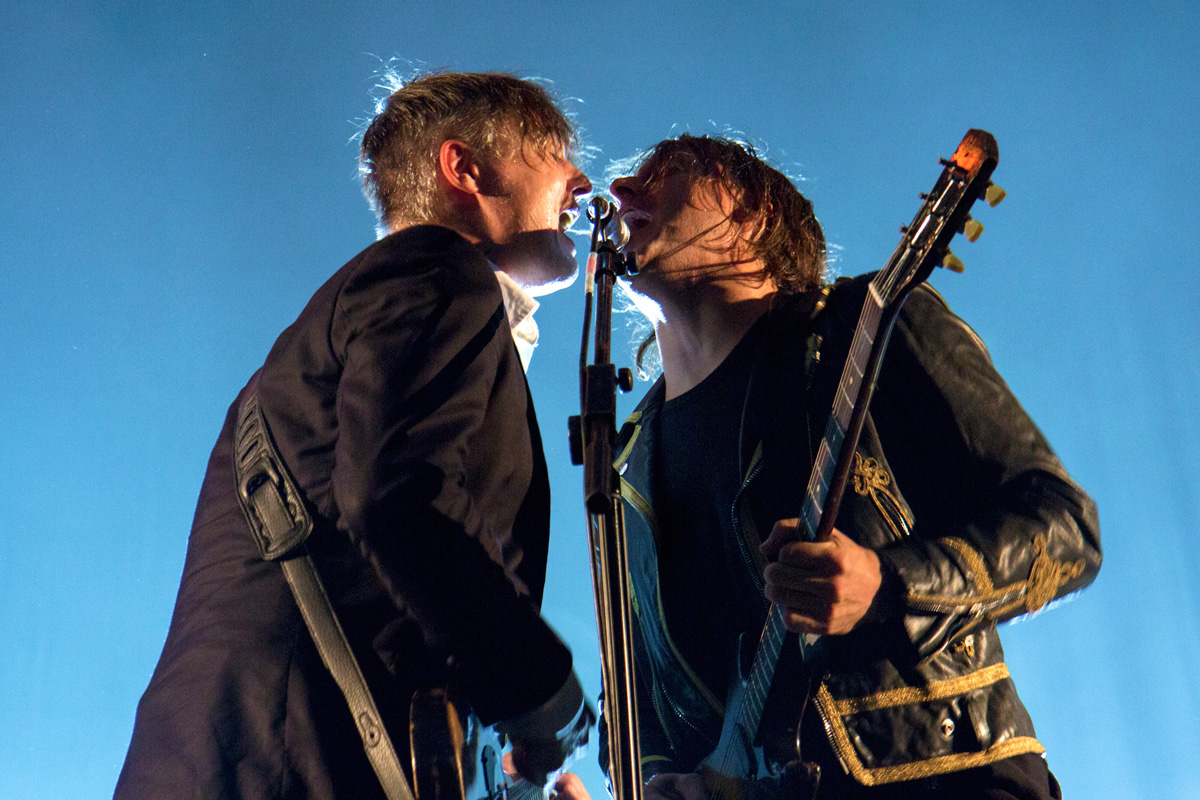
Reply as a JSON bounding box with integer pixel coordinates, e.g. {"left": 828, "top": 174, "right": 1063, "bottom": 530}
{"left": 732, "top": 281, "right": 886, "bottom": 737}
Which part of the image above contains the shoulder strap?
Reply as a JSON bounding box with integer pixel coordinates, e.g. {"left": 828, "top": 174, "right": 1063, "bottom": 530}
{"left": 233, "top": 372, "right": 416, "bottom": 800}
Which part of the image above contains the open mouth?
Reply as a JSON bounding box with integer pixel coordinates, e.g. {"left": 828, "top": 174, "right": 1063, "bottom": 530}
{"left": 559, "top": 208, "right": 579, "bottom": 234}
{"left": 620, "top": 208, "right": 652, "bottom": 234}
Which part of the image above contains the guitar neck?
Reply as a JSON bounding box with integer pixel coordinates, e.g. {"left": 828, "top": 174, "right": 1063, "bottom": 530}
{"left": 802, "top": 283, "right": 886, "bottom": 540}
{"left": 731, "top": 283, "right": 887, "bottom": 734}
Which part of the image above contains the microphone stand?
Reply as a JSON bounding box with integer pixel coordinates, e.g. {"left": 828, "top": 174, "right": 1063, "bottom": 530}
{"left": 568, "top": 198, "right": 641, "bottom": 800}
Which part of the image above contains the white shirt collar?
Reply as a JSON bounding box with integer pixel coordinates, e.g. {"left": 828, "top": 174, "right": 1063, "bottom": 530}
{"left": 494, "top": 270, "right": 540, "bottom": 372}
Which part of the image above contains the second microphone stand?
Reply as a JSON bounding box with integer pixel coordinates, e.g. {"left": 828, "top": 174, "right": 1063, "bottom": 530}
{"left": 568, "top": 198, "right": 641, "bottom": 800}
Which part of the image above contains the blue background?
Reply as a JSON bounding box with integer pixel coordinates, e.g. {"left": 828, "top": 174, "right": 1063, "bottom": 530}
{"left": 2, "top": 1, "right": 1197, "bottom": 797}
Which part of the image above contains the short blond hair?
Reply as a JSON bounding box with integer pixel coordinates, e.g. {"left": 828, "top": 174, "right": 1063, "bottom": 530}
{"left": 360, "top": 72, "right": 576, "bottom": 230}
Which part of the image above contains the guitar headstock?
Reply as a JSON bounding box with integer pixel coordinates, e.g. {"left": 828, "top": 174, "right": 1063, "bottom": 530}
{"left": 875, "top": 129, "right": 1001, "bottom": 307}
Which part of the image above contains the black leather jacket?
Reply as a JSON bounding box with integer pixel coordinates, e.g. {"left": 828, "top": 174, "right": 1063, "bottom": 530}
{"left": 610, "top": 278, "right": 1101, "bottom": 788}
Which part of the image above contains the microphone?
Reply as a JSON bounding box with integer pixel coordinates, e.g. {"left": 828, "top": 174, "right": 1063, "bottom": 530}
{"left": 605, "top": 212, "right": 630, "bottom": 249}
{"left": 587, "top": 197, "right": 630, "bottom": 249}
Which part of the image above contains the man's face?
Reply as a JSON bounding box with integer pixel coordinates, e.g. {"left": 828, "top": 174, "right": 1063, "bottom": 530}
{"left": 608, "top": 163, "right": 746, "bottom": 298}
{"left": 477, "top": 144, "right": 592, "bottom": 295}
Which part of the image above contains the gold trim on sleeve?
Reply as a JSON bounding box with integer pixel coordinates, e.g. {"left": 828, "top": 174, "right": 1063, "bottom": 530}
{"left": 941, "top": 537, "right": 994, "bottom": 592}
{"left": 1025, "top": 534, "right": 1086, "bottom": 612}
{"left": 904, "top": 534, "right": 1086, "bottom": 620}
{"left": 904, "top": 537, "right": 1023, "bottom": 611}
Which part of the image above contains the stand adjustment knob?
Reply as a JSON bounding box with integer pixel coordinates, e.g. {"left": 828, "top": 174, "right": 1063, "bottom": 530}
{"left": 567, "top": 415, "right": 583, "bottom": 465}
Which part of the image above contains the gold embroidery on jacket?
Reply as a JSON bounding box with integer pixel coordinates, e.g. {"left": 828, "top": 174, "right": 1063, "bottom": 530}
{"left": 829, "top": 663, "right": 1009, "bottom": 714}
{"left": 815, "top": 671, "right": 1045, "bottom": 786}
{"left": 614, "top": 416, "right": 643, "bottom": 471}
{"left": 852, "top": 452, "right": 914, "bottom": 540}
{"left": 905, "top": 538, "right": 1023, "bottom": 614}
{"left": 905, "top": 534, "right": 1085, "bottom": 621}
{"left": 1024, "top": 534, "right": 1086, "bottom": 612}
{"left": 942, "top": 538, "right": 994, "bottom": 592}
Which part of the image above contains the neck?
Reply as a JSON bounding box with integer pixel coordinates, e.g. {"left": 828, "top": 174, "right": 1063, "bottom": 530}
{"left": 653, "top": 276, "right": 776, "bottom": 401}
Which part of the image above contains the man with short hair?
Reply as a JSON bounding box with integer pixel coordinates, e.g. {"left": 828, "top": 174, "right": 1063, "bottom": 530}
{"left": 115, "top": 72, "right": 593, "bottom": 800}
{"left": 602, "top": 135, "right": 1100, "bottom": 799}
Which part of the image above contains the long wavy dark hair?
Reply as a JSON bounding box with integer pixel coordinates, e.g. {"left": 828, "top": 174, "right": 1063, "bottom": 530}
{"left": 627, "top": 134, "right": 827, "bottom": 294}
{"left": 620, "top": 134, "right": 828, "bottom": 375}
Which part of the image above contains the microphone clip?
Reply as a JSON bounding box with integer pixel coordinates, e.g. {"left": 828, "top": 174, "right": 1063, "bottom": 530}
{"left": 587, "top": 197, "right": 637, "bottom": 276}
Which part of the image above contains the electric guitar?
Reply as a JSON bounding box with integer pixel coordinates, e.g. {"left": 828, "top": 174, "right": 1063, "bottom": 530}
{"left": 699, "top": 130, "right": 1004, "bottom": 794}
{"left": 409, "top": 688, "right": 547, "bottom": 800}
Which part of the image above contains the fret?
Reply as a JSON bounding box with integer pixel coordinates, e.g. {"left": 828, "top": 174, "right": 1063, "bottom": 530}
{"left": 823, "top": 420, "right": 845, "bottom": 459}
{"left": 801, "top": 502, "right": 820, "bottom": 539}
{"left": 805, "top": 440, "right": 833, "bottom": 504}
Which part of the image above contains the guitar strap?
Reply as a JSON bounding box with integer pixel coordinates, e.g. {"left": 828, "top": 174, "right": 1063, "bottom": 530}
{"left": 233, "top": 371, "right": 416, "bottom": 800}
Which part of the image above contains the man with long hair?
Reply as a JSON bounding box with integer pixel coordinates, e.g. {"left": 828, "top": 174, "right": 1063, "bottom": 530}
{"left": 602, "top": 134, "right": 1100, "bottom": 798}
{"left": 116, "top": 73, "right": 594, "bottom": 799}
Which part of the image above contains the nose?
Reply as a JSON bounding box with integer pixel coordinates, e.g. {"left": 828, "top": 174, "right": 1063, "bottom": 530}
{"left": 569, "top": 164, "right": 592, "bottom": 199}
{"left": 609, "top": 176, "right": 637, "bottom": 206}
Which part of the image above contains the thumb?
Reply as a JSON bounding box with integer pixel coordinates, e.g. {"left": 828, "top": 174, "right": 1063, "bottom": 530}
{"left": 761, "top": 518, "right": 801, "bottom": 560}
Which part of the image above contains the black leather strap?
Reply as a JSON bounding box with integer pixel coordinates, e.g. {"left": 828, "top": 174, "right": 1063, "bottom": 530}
{"left": 234, "top": 372, "right": 416, "bottom": 800}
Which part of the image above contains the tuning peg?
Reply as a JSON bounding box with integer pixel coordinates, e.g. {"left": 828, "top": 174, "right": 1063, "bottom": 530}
{"left": 985, "top": 181, "right": 1006, "bottom": 207}
{"left": 962, "top": 218, "right": 985, "bottom": 242}
{"left": 942, "top": 250, "right": 966, "bottom": 273}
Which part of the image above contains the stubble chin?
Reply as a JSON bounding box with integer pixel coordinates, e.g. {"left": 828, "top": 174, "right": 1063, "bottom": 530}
{"left": 521, "top": 254, "right": 579, "bottom": 296}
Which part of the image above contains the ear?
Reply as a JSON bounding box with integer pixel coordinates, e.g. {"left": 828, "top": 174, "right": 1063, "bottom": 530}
{"left": 437, "top": 139, "right": 483, "bottom": 197}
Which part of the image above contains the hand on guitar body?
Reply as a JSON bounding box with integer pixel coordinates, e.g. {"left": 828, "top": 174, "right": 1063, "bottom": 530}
{"left": 629, "top": 524, "right": 884, "bottom": 800}
{"left": 410, "top": 671, "right": 594, "bottom": 800}
{"left": 759, "top": 520, "right": 885, "bottom": 636}
{"left": 495, "top": 669, "right": 596, "bottom": 791}
{"left": 642, "top": 771, "right": 707, "bottom": 800}
{"left": 641, "top": 767, "right": 786, "bottom": 800}
{"left": 502, "top": 753, "right": 592, "bottom": 800}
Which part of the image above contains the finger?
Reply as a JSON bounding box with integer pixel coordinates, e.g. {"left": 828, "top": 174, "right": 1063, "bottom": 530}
{"left": 763, "top": 560, "right": 837, "bottom": 593}
{"left": 647, "top": 773, "right": 706, "bottom": 800}
{"left": 760, "top": 518, "right": 801, "bottom": 559}
{"left": 645, "top": 774, "right": 684, "bottom": 800}
{"left": 509, "top": 743, "right": 563, "bottom": 785}
{"left": 676, "top": 773, "right": 706, "bottom": 800}
{"left": 772, "top": 543, "right": 838, "bottom": 573}
{"left": 642, "top": 782, "right": 674, "bottom": 800}
{"left": 780, "top": 607, "right": 829, "bottom": 635}
{"left": 552, "top": 772, "right": 591, "bottom": 800}
{"left": 763, "top": 577, "right": 834, "bottom": 608}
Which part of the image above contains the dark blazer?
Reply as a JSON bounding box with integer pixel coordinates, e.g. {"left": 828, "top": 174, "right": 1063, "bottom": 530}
{"left": 115, "top": 226, "right": 572, "bottom": 800}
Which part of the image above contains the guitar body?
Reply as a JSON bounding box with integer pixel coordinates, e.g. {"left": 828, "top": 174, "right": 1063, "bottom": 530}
{"left": 697, "top": 635, "right": 813, "bottom": 797}
{"left": 409, "top": 688, "right": 543, "bottom": 800}
{"left": 699, "top": 640, "right": 775, "bottom": 784}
